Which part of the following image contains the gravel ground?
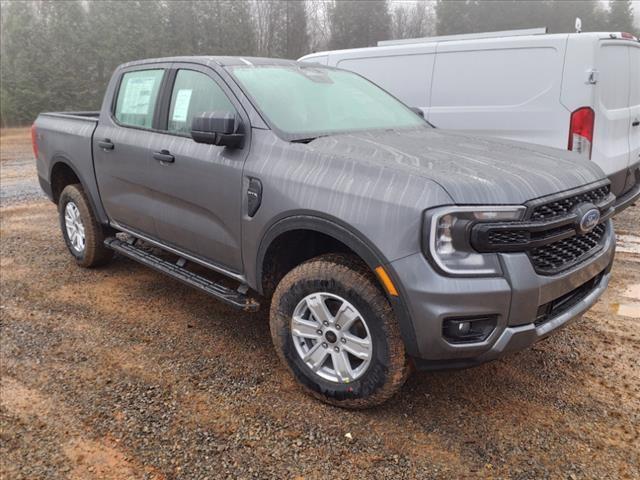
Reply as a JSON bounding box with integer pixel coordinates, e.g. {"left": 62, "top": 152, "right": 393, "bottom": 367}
{"left": 1, "top": 127, "right": 639, "bottom": 479}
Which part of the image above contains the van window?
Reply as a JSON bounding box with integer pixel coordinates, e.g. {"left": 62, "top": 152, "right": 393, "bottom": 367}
{"left": 337, "top": 54, "right": 434, "bottom": 108}
{"left": 431, "top": 47, "right": 557, "bottom": 107}
{"left": 114, "top": 69, "right": 164, "bottom": 128}
{"left": 168, "top": 70, "right": 235, "bottom": 134}
{"left": 598, "top": 45, "right": 630, "bottom": 110}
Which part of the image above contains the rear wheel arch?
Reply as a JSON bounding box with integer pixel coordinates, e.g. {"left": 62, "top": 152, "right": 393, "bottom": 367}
{"left": 49, "top": 158, "right": 109, "bottom": 227}
{"left": 50, "top": 158, "right": 82, "bottom": 203}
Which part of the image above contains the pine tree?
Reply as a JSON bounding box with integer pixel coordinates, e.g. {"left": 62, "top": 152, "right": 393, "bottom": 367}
{"left": 0, "top": 1, "right": 51, "bottom": 125}
{"left": 608, "top": 0, "right": 635, "bottom": 33}
{"left": 284, "top": 0, "right": 310, "bottom": 59}
{"left": 329, "top": 0, "right": 391, "bottom": 49}
{"left": 435, "top": 0, "right": 478, "bottom": 35}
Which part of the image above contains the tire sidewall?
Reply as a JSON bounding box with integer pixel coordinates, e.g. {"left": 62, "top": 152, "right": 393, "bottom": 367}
{"left": 272, "top": 272, "right": 396, "bottom": 405}
{"left": 59, "top": 188, "right": 88, "bottom": 263}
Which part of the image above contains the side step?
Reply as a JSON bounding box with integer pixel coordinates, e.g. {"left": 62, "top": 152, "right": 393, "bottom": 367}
{"left": 104, "top": 237, "right": 260, "bottom": 312}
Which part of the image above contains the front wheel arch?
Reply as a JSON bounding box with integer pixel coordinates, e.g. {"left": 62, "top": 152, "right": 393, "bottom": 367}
{"left": 255, "top": 214, "right": 420, "bottom": 357}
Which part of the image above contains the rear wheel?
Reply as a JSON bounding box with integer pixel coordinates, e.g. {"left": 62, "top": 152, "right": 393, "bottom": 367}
{"left": 269, "top": 253, "right": 410, "bottom": 408}
{"left": 58, "top": 184, "right": 113, "bottom": 268}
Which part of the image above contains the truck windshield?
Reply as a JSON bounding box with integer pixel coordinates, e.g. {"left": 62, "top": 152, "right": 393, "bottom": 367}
{"left": 229, "top": 65, "right": 426, "bottom": 141}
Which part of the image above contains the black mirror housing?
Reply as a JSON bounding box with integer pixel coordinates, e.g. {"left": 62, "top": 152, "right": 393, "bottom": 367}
{"left": 191, "top": 111, "right": 244, "bottom": 148}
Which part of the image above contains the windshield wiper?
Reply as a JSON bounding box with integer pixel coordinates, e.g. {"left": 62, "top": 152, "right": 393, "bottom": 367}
{"left": 290, "top": 135, "right": 326, "bottom": 144}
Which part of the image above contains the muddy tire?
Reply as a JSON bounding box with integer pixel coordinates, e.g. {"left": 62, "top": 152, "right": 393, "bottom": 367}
{"left": 58, "top": 184, "right": 113, "bottom": 268}
{"left": 270, "top": 253, "right": 410, "bottom": 409}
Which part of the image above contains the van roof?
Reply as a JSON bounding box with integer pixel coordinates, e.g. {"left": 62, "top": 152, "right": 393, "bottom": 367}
{"left": 300, "top": 31, "right": 638, "bottom": 61}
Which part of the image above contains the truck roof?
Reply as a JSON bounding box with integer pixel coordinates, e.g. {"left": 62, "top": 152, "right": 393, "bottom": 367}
{"left": 118, "top": 56, "right": 302, "bottom": 70}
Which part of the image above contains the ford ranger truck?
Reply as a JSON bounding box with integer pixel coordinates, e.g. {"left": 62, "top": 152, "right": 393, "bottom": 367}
{"left": 33, "top": 57, "right": 616, "bottom": 408}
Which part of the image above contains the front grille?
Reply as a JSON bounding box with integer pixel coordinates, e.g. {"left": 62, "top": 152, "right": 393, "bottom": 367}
{"left": 471, "top": 182, "right": 613, "bottom": 275}
{"left": 529, "top": 224, "right": 607, "bottom": 275}
{"left": 535, "top": 273, "right": 604, "bottom": 326}
{"left": 530, "top": 185, "right": 610, "bottom": 221}
{"left": 488, "top": 229, "right": 530, "bottom": 245}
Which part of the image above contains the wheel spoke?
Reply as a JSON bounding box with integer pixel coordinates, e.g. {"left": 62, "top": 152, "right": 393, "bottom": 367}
{"left": 341, "top": 333, "right": 371, "bottom": 360}
{"left": 334, "top": 303, "right": 359, "bottom": 331}
{"left": 303, "top": 342, "right": 329, "bottom": 371}
{"left": 306, "top": 294, "right": 333, "bottom": 325}
{"left": 291, "top": 315, "right": 321, "bottom": 339}
{"left": 291, "top": 292, "right": 373, "bottom": 384}
{"left": 331, "top": 350, "right": 353, "bottom": 382}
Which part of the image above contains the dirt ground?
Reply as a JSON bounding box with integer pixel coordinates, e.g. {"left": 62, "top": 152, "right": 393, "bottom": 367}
{"left": 1, "top": 127, "right": 639, "bottom": 479}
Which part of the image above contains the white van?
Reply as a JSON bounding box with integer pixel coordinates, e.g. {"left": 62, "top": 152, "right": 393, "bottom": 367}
{"left": 300, "top": 29, "right": 640, "bottom": 211}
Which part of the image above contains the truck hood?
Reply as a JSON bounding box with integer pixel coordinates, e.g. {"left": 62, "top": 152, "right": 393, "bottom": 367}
{"left": 307, "top": 128, "right": 606, "bottom": 204}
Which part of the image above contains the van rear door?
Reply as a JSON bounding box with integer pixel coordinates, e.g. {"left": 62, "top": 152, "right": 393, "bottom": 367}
{"left": 593, "top": 40, "right": 634, "bottom": 196}
{"left": 627, "top": 43, "right": 640, "bottom": 192}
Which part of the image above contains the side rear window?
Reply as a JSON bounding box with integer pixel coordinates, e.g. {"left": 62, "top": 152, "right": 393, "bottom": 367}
{"left": 168, "top": 70, "right": 235, "bottom": 134}
{"left": 114, "top": 69, "right": 164, "bottom": 128}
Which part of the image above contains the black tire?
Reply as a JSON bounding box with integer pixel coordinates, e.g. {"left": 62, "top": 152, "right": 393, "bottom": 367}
{"left": 58, "top": 184, "right": 114, "bottom": 268}
{"left": 269, "top": 253, "right": 410, "bottom": 409}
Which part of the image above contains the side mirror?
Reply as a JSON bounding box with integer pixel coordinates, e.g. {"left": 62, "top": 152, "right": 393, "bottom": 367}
{"left": 191, "top": 111, "right": 244, "bottom": 148}
{"left": 410, "top": 107, "right": 425, "bottom": 118}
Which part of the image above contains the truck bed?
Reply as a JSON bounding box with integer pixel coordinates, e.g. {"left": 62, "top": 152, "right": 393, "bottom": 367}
{"left": 34, "top": 111, "right": 103, "bottom": 218}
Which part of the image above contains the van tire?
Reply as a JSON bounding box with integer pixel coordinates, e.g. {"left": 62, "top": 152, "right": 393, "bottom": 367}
{"left": 269, "top": 253, "right": 410, "bottom": 409}
{"left": 58, "top": 184, "right": 113, "bottom": 268}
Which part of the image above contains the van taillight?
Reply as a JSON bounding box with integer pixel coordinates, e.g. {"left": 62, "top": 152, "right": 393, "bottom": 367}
{"left": 31, "top": 124, "right": 39, "bottom": 160}
{"left": 568, "top": 107, "right": 594, "bottom": 158}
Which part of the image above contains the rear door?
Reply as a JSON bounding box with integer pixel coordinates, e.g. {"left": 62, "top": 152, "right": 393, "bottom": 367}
{"left": 593, "top": 41, "right": 632, "bottom": 195}
{"left": 628, "top": 43, "right": 640, "bottom": 190}
{"left": 145, "top": 63, "right": 250, "bottom": 273}
{"left": 94, "top": 64, "right": 170, "bottom": 237}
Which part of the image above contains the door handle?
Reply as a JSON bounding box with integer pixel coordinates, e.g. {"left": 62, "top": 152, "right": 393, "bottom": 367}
{"left": 153, "top": 150, "right": 175, "bottom": 163}
{"left": 632, "top": 119, "right": 640, "bottom": 127}
{"left": 98, "top": 139, "right": 114, "bottom": 150}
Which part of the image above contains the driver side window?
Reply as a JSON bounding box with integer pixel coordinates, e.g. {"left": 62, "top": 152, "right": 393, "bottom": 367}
{"left": 168, "top": 69, "right": 236, "bottom": 134}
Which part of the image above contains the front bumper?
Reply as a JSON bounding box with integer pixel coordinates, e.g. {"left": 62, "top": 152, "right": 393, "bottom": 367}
{"left": 389, "top": 219, "right": 615, "bottom": 368}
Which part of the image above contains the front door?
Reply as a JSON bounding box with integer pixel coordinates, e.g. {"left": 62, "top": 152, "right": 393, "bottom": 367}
{"left": 146, "top": 64, "right": 249, "bottom": 273}
{"left": 93, "top": 65, "right": 169, "bottom": 237}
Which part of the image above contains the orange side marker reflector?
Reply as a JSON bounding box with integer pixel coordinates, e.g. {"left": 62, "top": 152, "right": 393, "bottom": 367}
{"left": 375, "top": 266, "right": 399, "bottom": 297}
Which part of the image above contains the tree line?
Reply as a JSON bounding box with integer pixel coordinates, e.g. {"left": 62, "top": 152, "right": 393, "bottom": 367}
{"left": 0, "top": 0, "right": 636, "bottom": 127}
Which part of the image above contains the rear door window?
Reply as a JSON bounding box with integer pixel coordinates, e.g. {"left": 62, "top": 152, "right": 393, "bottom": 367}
{"left": 598, "top": 44, "right": 630, "bottom": 110}
{"left": 168, "top": 69, "right": 236, "bottom": 134}
{"left": 114, "top": 69, "right": 165, "bottom": 128}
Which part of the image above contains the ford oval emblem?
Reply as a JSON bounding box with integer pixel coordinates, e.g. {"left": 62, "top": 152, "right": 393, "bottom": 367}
{"left": 579, "top": 208, "right": 600, "bottom": 234}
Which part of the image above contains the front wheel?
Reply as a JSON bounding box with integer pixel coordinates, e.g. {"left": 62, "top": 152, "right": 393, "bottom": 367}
{"left": 269, "top": 254, "right": 410, "bottom": 408}
{"left": 58, "top": 184, "right": 113, "bottom": 268}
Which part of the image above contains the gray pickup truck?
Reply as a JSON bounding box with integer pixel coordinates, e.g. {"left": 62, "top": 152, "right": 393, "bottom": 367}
{"left": 34, "top": 56, "right": 616, "bottom": 408}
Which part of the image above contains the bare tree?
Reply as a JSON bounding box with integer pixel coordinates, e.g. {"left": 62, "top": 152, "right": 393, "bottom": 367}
{"left": 392, "top": 1, "right": 436, "bottom": 40}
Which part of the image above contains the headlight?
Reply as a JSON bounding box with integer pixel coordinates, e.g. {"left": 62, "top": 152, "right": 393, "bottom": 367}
{"left": 423, "top": 206, "right": 525, "bottom": 276}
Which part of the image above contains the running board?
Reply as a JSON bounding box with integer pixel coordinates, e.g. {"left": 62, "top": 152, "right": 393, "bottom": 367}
{"left": 104, "top": 237, "right": 260, "bottom": 312}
